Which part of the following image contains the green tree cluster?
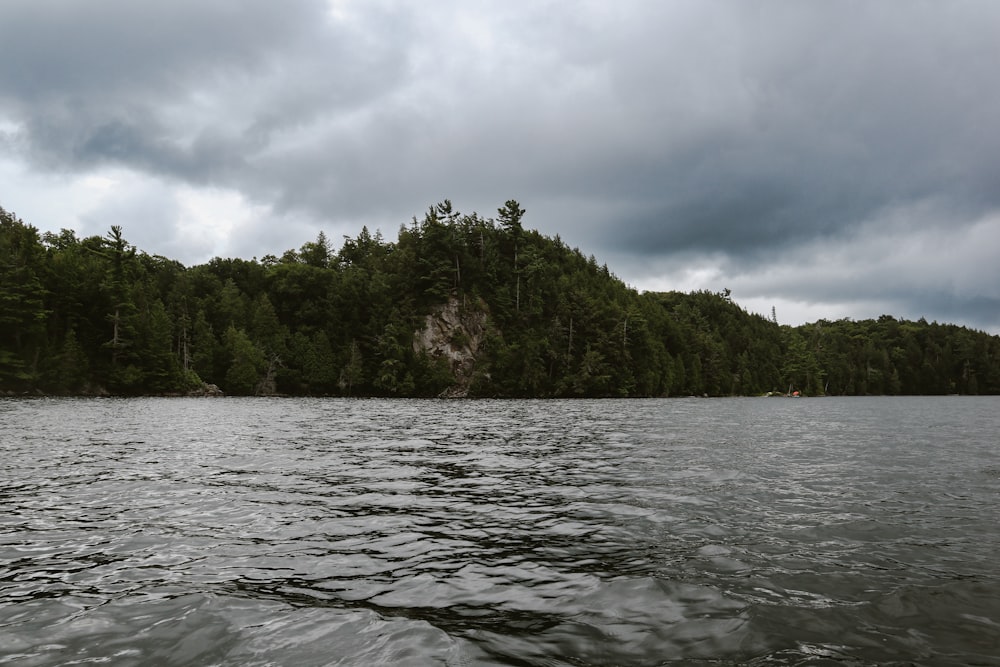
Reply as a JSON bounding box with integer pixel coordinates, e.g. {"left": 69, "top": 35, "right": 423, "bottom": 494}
{"left": 2, "top": 202, "right": 999, "bottom": 396}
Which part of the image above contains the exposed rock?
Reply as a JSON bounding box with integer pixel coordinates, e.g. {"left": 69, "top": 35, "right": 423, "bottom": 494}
{"left": 255, "top": 355, "right": 282, "bottom": 396}
{"left": 189, "top": 383, "right": 224, "bottom": 397}
{"left": 413, "top": 297, "right": 487, "bottom": 397}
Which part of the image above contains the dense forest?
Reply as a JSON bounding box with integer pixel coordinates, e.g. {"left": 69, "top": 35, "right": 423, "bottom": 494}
{"left": 3, "top": 201, "right": 999, "bottom": 397}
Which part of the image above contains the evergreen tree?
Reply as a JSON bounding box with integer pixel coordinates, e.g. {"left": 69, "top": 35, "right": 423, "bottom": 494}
{"left": 2, "top": 199, "right": 1000, "bottom": 397}
{"left": 222, "top": 325, "right": 264, "bottom": 395}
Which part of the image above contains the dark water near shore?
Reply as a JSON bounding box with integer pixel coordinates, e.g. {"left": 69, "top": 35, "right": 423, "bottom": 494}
{"left": 2, "top": 396, "right": 999, "bottom": 666}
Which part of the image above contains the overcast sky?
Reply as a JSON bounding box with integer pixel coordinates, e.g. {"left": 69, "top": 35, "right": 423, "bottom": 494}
{"left": 2, "top": 1, "right": 999, "bottom": 332}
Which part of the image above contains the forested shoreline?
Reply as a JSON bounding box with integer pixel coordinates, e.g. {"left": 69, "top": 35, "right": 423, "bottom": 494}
{"left": 3, "top": 201, "right": 999, "bottom": 397}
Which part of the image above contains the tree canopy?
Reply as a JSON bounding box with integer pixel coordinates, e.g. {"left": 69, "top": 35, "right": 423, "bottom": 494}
{"left": 2, "top": 202, "right": 999, "bottom": 397}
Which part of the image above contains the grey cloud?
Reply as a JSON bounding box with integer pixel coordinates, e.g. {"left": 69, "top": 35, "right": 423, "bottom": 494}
{"left": 2, "top": 0, "right": 999, "bottom": 332}
{"left": 573, "top": 2, "right": 1000, "bottom": 258}
{"left": 0, "top": 1, "right": 314, "bottom": 99}
{"left": 1, "top": 0, "right": 410, "bottom": 189}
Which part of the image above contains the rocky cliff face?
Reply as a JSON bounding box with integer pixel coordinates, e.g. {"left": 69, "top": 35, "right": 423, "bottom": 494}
{"left": 412, "top": 297, "right": 487, "bottom": 397}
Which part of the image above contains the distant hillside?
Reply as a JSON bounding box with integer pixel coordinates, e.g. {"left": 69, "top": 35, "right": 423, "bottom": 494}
{"left": 3, "top": 201, "right": 999, "bottom": 396}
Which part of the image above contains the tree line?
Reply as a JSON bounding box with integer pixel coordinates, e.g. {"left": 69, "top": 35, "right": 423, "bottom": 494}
{"left": 3, "top": 201, "right": 999, "bottom": 397}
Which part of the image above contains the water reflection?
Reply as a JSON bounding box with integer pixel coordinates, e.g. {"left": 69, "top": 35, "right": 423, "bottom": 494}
{"left": 1, "top": 397, "right": 999, "bottom": 665}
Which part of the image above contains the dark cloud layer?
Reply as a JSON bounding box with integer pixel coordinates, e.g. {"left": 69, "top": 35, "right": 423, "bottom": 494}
{"left": 2, "top": 1, "right": 999, "bottom": 331}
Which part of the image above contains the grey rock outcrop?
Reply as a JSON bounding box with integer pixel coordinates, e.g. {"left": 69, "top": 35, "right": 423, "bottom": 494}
{"left": 189, "top": 383, "right": 224, "bottom": 397}
{"left": 413, "top": 297, "right": 487, "bottom": 397}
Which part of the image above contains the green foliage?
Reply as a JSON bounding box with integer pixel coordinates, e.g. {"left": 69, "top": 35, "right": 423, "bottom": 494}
{"left": 2, "top": 200, "right": 1000, "bottom": 397}
{"left": 222, "top": 325, "right": 264, "bottom": 395}
{"left": 0, "top": 208, "right": 48, "bottom": 388}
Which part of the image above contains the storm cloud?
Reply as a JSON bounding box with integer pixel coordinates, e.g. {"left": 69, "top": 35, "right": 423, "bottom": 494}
{"left": 2, "top": 0, "right": 999, "bottom": 331}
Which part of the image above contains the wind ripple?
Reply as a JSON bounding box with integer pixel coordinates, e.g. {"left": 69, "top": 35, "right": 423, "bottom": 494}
{"left": 2, "top": 396, "right": 999, "bottom": 665}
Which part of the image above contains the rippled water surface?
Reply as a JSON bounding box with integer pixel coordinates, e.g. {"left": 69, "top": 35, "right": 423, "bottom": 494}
{"left": 2, "top": 396, "right": 999, "bottom": 665}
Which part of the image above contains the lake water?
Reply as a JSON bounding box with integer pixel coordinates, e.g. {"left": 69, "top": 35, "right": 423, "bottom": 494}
{"left": 1, "top": 396, "right": 999, "bottom": 666}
